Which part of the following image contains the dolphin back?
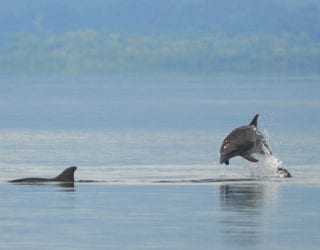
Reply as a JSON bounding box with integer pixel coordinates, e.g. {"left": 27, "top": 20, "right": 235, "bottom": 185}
{"left": 9, "top": 177, "right": 52, "bottom": 183}
{"left": 9, "top": 166, "right": 77, "bottom": 183}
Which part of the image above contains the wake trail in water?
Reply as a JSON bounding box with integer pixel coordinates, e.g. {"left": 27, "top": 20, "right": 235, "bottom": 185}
{"left": 76, "top": 178, "right": 260, "bottom": 184}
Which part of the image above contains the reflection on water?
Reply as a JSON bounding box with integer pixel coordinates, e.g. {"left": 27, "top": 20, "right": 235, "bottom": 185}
{"left": 9, "top": 182, "right": 75, "bottom": 191}
{"left": 57, "top": 182, "right": 75, "bottom": 191}
{"left": 219, "top": 184, "right": 265, "bottom": 247}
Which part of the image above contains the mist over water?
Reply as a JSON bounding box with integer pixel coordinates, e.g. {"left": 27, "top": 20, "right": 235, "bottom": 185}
{"left": 0, "top": 75, "right": 318, "bottom": 182}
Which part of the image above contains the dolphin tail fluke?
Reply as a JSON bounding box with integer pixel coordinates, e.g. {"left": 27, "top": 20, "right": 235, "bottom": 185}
{"left": 54, "top": 166, "right": 77, "bottom": 182}
{"left": 249, "top": 114, "right": 259, "bottom": 127}
{"left": 276, "top": 167, "right": 292, "bottom": 178}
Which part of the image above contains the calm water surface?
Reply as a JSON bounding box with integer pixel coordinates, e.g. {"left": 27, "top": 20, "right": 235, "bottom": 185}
{"left": 0, "top": 75, "right": 319, "bottom": 249}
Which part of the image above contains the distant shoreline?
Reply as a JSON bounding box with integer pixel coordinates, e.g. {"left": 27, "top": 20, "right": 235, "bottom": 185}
{"left": 1, "top": 31, "right": 319, "bottom": 75}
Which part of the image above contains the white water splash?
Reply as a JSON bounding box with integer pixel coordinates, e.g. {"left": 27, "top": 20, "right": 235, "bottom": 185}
{"left": 247, "top": 141, "right": 291, "bottom": 178}
{"left": 245, "top": 130, "right": 291, "bottom": 179}
{"left": 247, "top": 153, "right": 284, "bottom": 178}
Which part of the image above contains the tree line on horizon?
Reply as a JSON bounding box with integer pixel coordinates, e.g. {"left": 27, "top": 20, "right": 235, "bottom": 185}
{"left": 0, "top": 30, "right": 319, "bottom": 75}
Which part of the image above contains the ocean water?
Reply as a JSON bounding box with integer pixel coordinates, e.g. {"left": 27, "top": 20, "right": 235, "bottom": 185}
{"left": 0, "top": 75, "right": 319, "bottom": 249}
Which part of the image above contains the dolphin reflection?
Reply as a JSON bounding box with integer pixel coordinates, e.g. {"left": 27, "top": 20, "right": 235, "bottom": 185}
{"left": 219, "top": 184, "right": 265, "bottom": 246}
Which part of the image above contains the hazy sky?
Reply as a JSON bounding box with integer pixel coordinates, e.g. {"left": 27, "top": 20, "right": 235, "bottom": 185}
{"left": 0, "top": 0, "right": 319, "bottom": 37}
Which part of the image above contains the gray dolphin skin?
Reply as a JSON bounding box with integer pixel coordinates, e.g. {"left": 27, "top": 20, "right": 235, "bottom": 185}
{"left": 219, "top": 114, "right": 291, "bottom": 177}
{"left": 9, "top": 166, "right": 77, "bottom": 183}
{"left": 220, "top": 114, "right": 270, "bottom": 165}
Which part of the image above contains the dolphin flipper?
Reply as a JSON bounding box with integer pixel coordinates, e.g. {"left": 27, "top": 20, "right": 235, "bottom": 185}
{"left": 241, "top": 153, "right": 259, "bottom": 162}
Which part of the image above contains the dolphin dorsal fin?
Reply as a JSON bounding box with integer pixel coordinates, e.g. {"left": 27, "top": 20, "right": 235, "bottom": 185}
{"left": 249, "top": 114, "right": 259, "bottom": 127}
{"left": 54, "top": 166, "right": 77, "bottom": 182}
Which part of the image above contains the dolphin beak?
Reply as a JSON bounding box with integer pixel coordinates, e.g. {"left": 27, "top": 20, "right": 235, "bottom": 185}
{"left": 219, "top": 156, "right": 229, "bottom": 165}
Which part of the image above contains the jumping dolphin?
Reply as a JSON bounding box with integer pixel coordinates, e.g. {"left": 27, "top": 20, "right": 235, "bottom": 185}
{"left": 219, "top": 114, "right": 291, "bottom": 177}
{"left": 9, "top": 166, "right": 77, "bottom": 183}
{"left": 219, "top": 114, "right": 271, "bottom": 165}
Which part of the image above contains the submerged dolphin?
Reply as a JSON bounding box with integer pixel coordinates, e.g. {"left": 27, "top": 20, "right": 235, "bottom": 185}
{"left": 219, "top": 114, "right": 270, "bottom": 165}
{"left": 9, "top": 166, "right": 77, "bottom": 183}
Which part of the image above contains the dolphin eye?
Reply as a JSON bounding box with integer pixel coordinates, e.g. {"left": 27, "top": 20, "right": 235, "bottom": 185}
{"left": 223, "top": 140, "right": 229, "bottom": 149}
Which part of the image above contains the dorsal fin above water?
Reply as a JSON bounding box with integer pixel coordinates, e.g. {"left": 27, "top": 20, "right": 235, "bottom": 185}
{"left": 249, "top": 114, "right": 259, "bottom": 127}
{"left": 54, "top": 166, "right": 77, "bottom": 182}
